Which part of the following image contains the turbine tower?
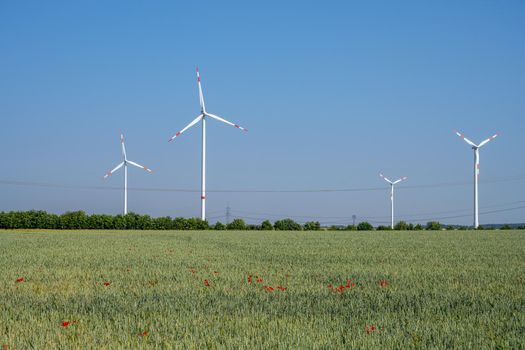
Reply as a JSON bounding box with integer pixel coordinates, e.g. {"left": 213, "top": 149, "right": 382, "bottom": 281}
{"left": 104, "top": 133, "right": 153, "bottom": 215}
{"left": 379, "top": 173, "right": 407, "bottom": 229}
{"left": 169, "top": 67, "right": 248, "bottom": 221}
{"left": 454, "top": 130, "right": 499, "bottom": 229}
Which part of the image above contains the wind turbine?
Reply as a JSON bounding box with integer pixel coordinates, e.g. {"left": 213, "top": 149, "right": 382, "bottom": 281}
{"left": 103, "top": 133, "right": 152, "bottom": 215}
{"left": 168, "top": 67, "right": 248, "bottom": 221}
{"left": 454, "top": 130, "right": 499, "bottom": 229}
{"left": 379, "top": 173, "right": 408, "bottom": 229}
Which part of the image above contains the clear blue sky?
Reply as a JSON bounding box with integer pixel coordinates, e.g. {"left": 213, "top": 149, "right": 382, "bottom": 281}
{"left": 1, "top": 1, "right": 524, "bottom": 225}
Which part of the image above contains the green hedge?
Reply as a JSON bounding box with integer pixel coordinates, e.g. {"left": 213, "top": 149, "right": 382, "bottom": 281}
{"left": 0, "top": 211, "right": 210, "bottom": 230}
{"left": 1, "top": 210, "right": 519, "bottom": 231}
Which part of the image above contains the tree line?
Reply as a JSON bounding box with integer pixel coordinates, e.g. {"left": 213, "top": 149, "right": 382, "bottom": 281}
{"left": 0, "top": 211, "right": 523, "bottom": 231}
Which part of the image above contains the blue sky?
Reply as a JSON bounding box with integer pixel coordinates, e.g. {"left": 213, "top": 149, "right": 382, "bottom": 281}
{"left": 1, "top": 1, "right": 524, "bottom": 225}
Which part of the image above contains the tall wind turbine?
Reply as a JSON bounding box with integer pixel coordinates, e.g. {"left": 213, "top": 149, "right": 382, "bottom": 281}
{"left": 379, "top": 173, "right": 407, "bottom": 229}
{"left": 454, "top": 130, "right": 499, "bottom": 229}
{"left": 168, "top": 67, "right": 248, "bottom": 221}
{"left": 103, "top": 133, "right": 153, "bottom": 215}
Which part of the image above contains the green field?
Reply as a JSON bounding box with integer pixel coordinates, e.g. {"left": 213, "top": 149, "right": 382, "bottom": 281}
{"left": 1, "top": 230, "right": 524, "bottom": 349}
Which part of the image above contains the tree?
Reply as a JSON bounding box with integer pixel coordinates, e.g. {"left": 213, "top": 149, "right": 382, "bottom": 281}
{"left": 124, "top": 212, "right": 139, "bottom": 229}
{"left": 357, "top": 222, "right": 374, "bottom": 231}
{"left": 500, "top": 224, "right": 512, "bottom": 230}
{"left": 303, "top": 221, "right": 321, "bottom": 231}
{"left": 426, "top": 221, "right": 442, "bottom": 231}
{"left": 60, "top": 211, "right": 88, "bottom": 229}
{"left": 261, "top": 220, "right": 273, "bottom": 231}
{"left": 153, "top": 216, "right": 173, "bottom": 230}
{"left": 274, "top": 218, "right": 302, "bottom": 231}
{"left": 113, "top": 215, "right": 126, "bottom": 230}
{"left": 173, "top": 217, "right": 189, "bottom": 230}
{"left": 376, "top": 225, "right": 391, "bottom": 231}
{"left": 227, "top": 219, "right": 246, "bottom": 230}
{"left": 186, "top": 218, "right": 209, "bottom": 230}
{"left": 344, "top": 224, "right": 357, "bottom": 231}
{"left": 137, "top": 214, "right": 153, "bottom": 230}
{"left": 394, "top": 221, "right": 409, "bottom": 231}
{"left": 88, "top": 214, "right": 103, "bottom": 229}
{"left": 214, "top": 222, "right": 226, "bottom": 230}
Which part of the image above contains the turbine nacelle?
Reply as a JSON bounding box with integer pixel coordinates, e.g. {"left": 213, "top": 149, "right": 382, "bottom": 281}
{"left": 454, "top": 130, "right": 499, "bottom": 149}
{"left": 380, "top": 173, "right": 407, "bottom": 186}
{"left": 168, "top": 69, "right": 248, "bottom": 143}
{"left": 104, "top": 134, "right": 152, "bottom": 178}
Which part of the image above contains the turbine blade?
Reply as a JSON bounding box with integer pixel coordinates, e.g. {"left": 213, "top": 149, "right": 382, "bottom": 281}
{"left": 478, "top": 133, "right": 499, "bottom": 148}
{"left": 127, "top": 160, "right": 153, "bottom": 173}
{"left": 120, "top": 133, "right": 127, "bottom": 160}
{"left": 454, "top": 130, "right": 477, "bottom": 147}
{"left": 168, "top": 114, "right": 203, "bottom": 142}
{"left": 379, "top": 173, "right": 393, "bottom": 184}
{"left": 104, "top": 162, "right": 125, "bottom": 179}
{"left": 196, "top": 67, "right": 206, "bottom": 112}
{"left": 393, "top": 176, "right": 408, "bottom": 185}
{"left": 206, "top": 113, "right": 248, "bottom": 132}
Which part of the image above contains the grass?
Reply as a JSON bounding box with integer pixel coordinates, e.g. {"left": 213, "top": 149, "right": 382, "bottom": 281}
{"left": 0, "top": 230, "right": 524, "bottom": 349}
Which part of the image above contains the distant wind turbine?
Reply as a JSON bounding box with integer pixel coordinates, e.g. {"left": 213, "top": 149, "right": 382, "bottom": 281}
{"left": 454, "top": 130, "right": 499, "bottom": 229}
{"left": 379, "top": 173, "right": 408, "bottom": 229}
{"left": 168, "top": 67, "right": 248, "bottom": 221}
{"left": 103, "top": 133, "right": 152, "bottom": 215}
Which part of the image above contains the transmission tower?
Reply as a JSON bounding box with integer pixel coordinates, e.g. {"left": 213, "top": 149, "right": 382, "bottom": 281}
{"left": 226, "top": 204, "right": 231, "bottom": 225}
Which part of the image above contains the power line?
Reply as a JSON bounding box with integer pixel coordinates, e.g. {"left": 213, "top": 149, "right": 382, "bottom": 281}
{"left": 0, "top": 174, "right": 524, "bottom": 193}
{"left": 227, "top": 204, "right": 525, "bottom": 225}
{"left": 229, "top": 200, "right": 525, "bottom": 221}
{"left": 405, "top": 205, "right": 525, "bottom": 224}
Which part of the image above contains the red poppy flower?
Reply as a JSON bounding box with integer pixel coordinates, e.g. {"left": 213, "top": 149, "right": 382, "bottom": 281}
{"left": 204, "top": 279, "right": 210, "bottom": 287}
{"left": 327, "top": 284, "right": 333, "bottom": 289}
{"left": 247, "top": 275, "right": 252, "bottom": 284}
{"left": 62, "top": 321, "right": 70, "bottom": 327}
{"left": 365, "top": 325, "right": 377, "bottom": 334}
{"left": 379, "top": 280, "right": 389, "bottom": 288}
{"left": 263, "top": 285, "right": 274, "bottom": 292}
{"left": 103, "top": 282, "right": 111, "bottom": 286}
{"left": 277, "top": 286, "right": 287, "bottom": 291}
{"left": 15, "top": 278, "right": 24, "bottom": 283}
{"left": 256, "top": 277, "right": 263, "bottom": 283}
{"left": 138, "top": 331, "right": 149, "bottom": 337}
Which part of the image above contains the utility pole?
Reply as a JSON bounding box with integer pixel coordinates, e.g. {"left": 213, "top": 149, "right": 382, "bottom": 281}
{"left": 352, "top": 215, "right": 357, "bottom": 226}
